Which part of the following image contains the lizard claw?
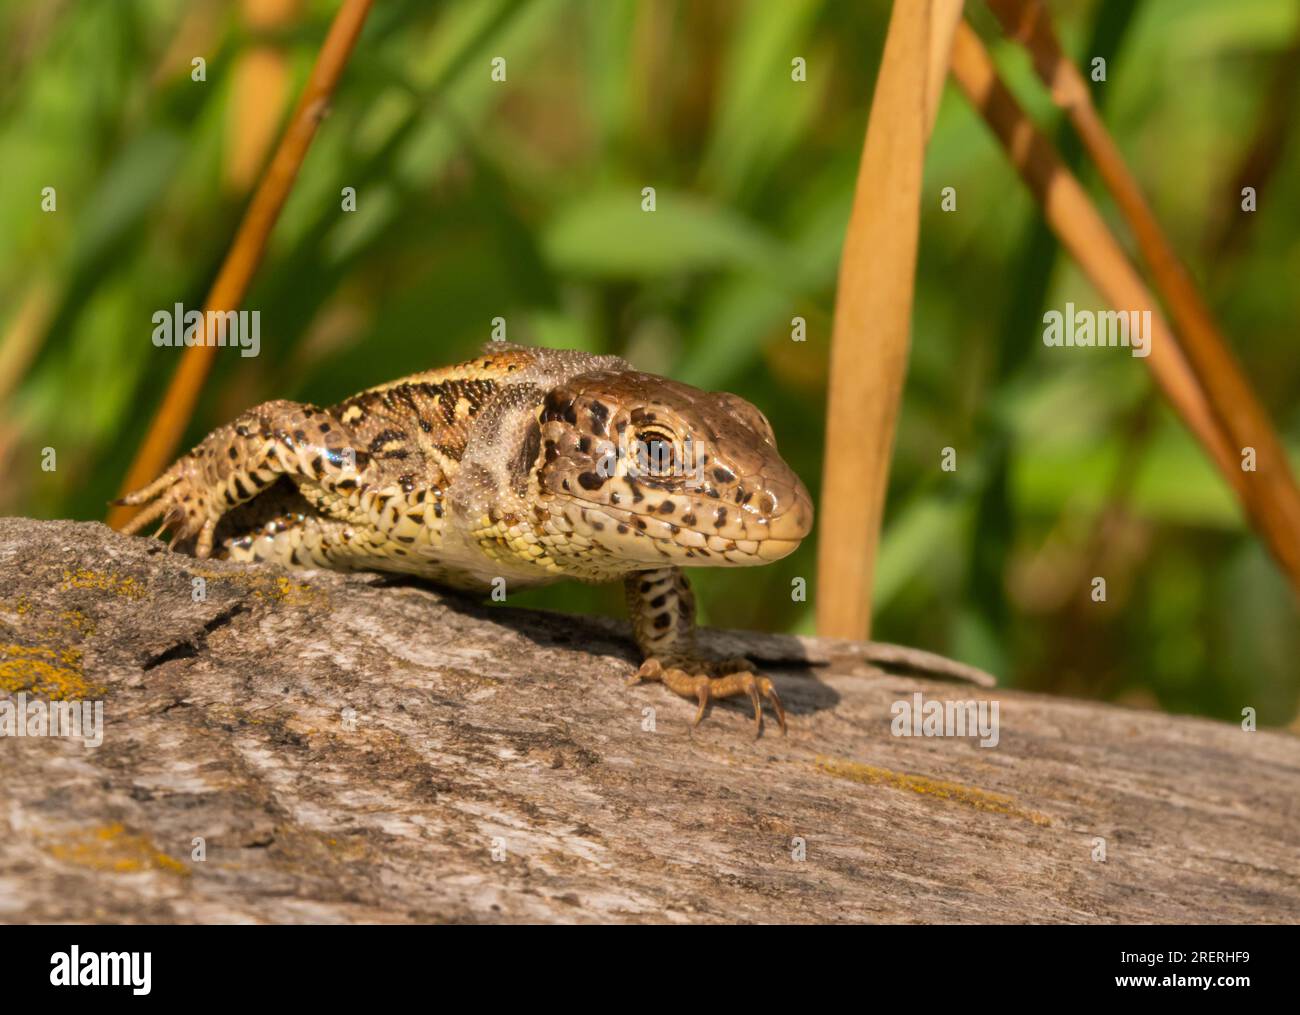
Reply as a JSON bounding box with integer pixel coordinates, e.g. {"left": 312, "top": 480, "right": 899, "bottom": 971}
{"left": 627, "top": 657, "right": 662, "bottom": 686}
{"left": 631, "top": 655, "right": 786, "bottom": 737}
{"left": 116, "top": 461, "right": 219, "bottom": 557}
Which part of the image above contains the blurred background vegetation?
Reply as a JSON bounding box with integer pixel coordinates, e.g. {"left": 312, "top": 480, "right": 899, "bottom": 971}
{"left": 2, "top": 0, "right": 1297, "bottom": 726}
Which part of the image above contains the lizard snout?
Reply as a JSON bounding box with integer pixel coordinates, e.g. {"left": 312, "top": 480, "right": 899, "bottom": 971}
{"left": 752, "top": 468, "right": 814, "bottom": 561}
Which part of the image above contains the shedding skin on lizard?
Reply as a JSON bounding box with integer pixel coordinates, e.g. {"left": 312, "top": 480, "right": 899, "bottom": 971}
{"left": 118, "top": 343, "right": 814, "bottom": 735}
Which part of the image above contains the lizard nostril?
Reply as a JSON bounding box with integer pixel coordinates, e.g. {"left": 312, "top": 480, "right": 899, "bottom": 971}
{"left": 762, "top": 478, "right": 814, "bottom": 544}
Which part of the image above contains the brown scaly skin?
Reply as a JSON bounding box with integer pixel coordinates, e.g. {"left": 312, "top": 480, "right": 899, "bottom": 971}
{"left": 118, "top": 343, "right": 814, "bottom": 735}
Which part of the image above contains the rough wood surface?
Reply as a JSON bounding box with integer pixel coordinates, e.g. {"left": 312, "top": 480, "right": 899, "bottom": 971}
{"left": 1, "top": 517, "right": 1296, "bottom": 924}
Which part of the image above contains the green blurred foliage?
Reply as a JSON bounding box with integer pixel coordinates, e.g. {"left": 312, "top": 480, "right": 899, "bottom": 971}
{"left": 1, "top": 0, "right": 1297, "bottom": 725}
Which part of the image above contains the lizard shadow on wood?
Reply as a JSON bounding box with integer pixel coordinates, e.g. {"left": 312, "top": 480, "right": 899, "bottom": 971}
{"left": 362, "top": 573, "right": 843, "bottom": 722}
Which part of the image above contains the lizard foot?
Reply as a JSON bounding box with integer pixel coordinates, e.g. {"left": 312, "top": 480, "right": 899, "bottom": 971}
{"left": 114, "top": 459, "right": 220, "bottom": 558}
{"left": 628, "top": 656, "right": 786, "bottom": 737}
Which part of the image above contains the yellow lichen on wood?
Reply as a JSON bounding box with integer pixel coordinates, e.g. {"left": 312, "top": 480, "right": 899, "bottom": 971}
{"left": 258, "top": 574, "right": 319, "bottom": 606}
{"left": 189, "top": 568, "right": 324, "bottom": 606}
{"left": 61, "top": 568, "right": 147, "bottom": 600}
{"left": 46, "top": 822, "right": 190, "bottom": 876}
{"left": 815, "top": 755, "right": 1051, "bottom": 827}
{"left": 59, "top": 609, "right": 98, "bottom": 636}
{"left": 0, "top": 643, "right": 103, "bottom": 700}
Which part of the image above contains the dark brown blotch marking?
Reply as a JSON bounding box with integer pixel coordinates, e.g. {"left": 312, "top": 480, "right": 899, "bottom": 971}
{"left": 588, "top": 400, "right": 610, "bottom": 436}
{"left": 369, "top": 429, "right": 407, "bottom": 454}
{"left": 541, "top": 388, "right": 579, "bottom": 426}
{"left": 512, "top": 420, "right": 542, "bottom": 496}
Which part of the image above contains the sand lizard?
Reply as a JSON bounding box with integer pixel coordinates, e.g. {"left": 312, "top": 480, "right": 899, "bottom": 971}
{"left": 119, "top": 343, "right": 815, "bottom": 734}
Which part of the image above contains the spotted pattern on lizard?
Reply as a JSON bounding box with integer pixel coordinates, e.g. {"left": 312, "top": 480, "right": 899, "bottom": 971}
{"left": 118, "top": 343, "right": 814, "bottom": 735}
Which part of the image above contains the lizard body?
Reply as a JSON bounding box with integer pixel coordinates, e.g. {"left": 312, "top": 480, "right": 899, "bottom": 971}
{"left": 120, "top": 343, "right": 814, "bottom": 733}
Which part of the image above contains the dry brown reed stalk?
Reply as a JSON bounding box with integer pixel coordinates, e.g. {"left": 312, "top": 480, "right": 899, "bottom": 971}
{"left": 817, "top": 0, "right": 963, "bottom": 640}
{"left": 225, "top": 0, "right": 301, "bottom": 193}
{"left": 949, "top": 22, "right": 1241, "bottom": 491}
{"left": 1204, "top": 16, "right": 1300, "bottom": 265}
{"left": 109, "top": 0, "right": 375, "bottom": 530}
{"left": 984, "top": 0, "right": 1300, "bottom": 598}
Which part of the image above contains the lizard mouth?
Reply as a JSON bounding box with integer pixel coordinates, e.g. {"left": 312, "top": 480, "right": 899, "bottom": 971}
{"left": 559, "top": 482, "right": 813, "bottom": 567}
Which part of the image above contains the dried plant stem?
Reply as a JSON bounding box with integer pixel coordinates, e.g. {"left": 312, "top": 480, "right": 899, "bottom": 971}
{"left": 109, "top": 0, "right": 374, "bottom": 530}
{"left": 984, "top": 0, "right": 1300, "bottom": 598}
{"left": 0, "top": 277, "right": 55, "bottom": 410}
{"left": 817, "top": 0, "right": 962, "bottom": 640}
{"left": 949, "top": 22, "right": 1241, "bottom": 492}
{"left": 225, "top": 0, "right": 301, "bottom": 193}
{"left": 925, "top": 0, "right": 966, "bottom": 136}
{"left": 1204, "top": 16, "right": 1300, "bottom": 264}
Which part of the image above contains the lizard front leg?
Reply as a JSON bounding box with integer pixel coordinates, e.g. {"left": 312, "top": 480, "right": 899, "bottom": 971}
{"left": 116, "top": 399, "right": 359, "bottom": 558}
{"left": 624, "top": 566, "right": 786, "bottom": 736}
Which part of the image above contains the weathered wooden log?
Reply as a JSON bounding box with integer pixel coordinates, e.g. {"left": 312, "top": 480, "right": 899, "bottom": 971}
{"left": 0, "top": 517, "right": 1295, "bottom": 923}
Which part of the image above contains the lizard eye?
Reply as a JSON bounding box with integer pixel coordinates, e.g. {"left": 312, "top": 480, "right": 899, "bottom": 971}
{"left": 634, "top": 430, "right": 676, "bottom": 476}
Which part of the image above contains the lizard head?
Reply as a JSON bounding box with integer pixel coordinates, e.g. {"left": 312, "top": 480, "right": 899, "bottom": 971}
{"left": 531, "top": 369, "right": 813, "bottom": 567}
